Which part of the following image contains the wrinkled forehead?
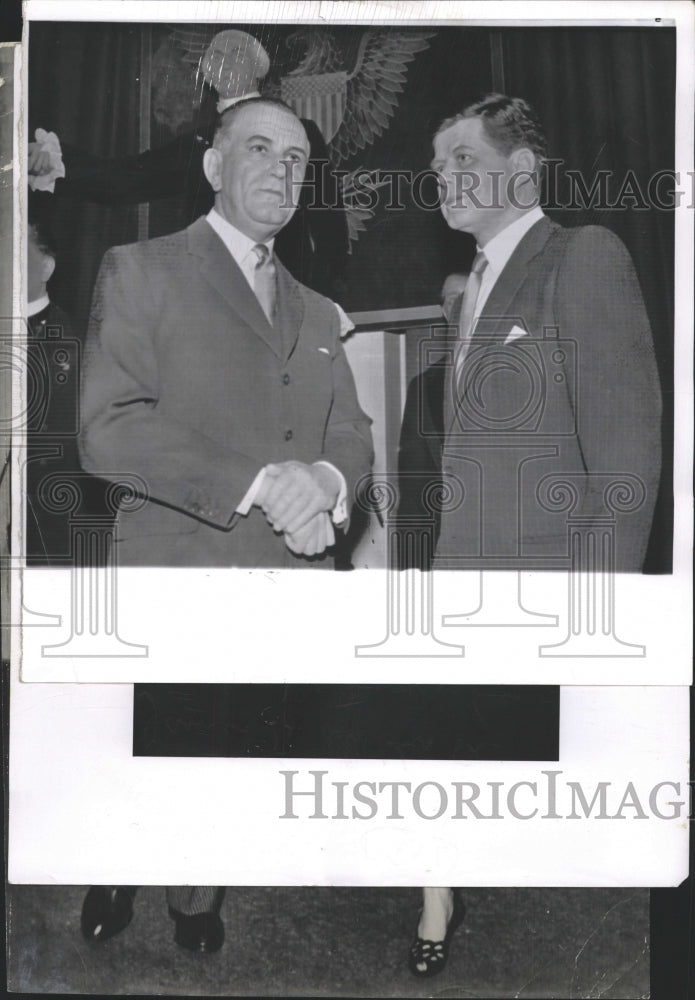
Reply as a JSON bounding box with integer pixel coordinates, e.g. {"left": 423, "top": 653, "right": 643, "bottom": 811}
{"left": 230, "top": 105, "right": 309, "bottom": 153}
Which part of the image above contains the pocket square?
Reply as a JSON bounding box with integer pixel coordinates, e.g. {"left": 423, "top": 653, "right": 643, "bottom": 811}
{"left": 504, "top": 325, "right": 528, "bottom": 344}
{"left": 318, "top": 347, "right": 330, "bottom": 354}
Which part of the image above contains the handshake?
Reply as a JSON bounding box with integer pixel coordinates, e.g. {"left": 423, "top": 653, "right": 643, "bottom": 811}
{"left": 254, "top": 460, "right": 342, "bottom": 557}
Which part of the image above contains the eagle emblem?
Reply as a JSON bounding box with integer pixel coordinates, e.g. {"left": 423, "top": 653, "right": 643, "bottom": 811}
{"left": 168, "top": 26, "right": 436, "bottom": 249}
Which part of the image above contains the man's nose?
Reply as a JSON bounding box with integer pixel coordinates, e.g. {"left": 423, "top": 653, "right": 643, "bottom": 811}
{"left": 269, "top": 157, "right": 286, "bottom": 178}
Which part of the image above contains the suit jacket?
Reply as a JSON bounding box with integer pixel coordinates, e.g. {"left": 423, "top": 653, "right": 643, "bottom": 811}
{"left": 25, "top": 302, "right": 112, "bottom": 562}
{"left": 56, "top": 118, "right": 349, "bottom": 298}
{"left": 79, "top": 216, "right": 373, "bottom": 567}
{"left": 434, "top": 218, "right": 662, "bottom": 572}
{"left": 26, "top": 301, "right": 80, "bottom": 561}
{"left": 394, "top": 358, "right": 447, "bottom": 570}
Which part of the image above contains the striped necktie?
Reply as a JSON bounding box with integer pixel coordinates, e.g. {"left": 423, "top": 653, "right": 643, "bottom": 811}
{"left": 453, "top": 250, "right": 488, "bottom": 389}
{"left": 251, "top": 243, "right": 277, "bottom": 323}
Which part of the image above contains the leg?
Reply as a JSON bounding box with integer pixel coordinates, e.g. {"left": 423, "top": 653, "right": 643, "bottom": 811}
{"left": 418, "top": 886, "right": 454, "bottom": 941}
{"left": 408, "top": 887, "right": 465, "bottom": 978}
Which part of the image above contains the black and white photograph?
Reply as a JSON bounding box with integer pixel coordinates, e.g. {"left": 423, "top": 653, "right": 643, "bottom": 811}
{"left": 2, "top": 0, "right": 693, "bottom": 997}
{"left": 13, "top": 2, "right": 690, "bottom": 687}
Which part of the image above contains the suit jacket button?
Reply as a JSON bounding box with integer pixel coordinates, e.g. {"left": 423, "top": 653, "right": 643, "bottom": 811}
{"left": 285, "top": 429, "right": 293, "bottom": 442}
{"left": 282, "top": 373, "right": 290, "bottom": 385}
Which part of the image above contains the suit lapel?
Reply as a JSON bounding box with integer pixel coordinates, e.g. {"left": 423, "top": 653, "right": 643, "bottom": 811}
{"left": 275, "top": 259, "right": 305, "bottom": 361}
{"left": 477, "top": 217, "right": 558, "bottom": 336}
{"left": 186, "top": 217, "right": 282, "bottom": 359}
{"left": 445, "top": 217, "right": 559, "bottom": 434}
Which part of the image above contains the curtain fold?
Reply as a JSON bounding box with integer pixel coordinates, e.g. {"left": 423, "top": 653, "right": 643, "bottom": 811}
{"left": 503, "top": 27, "right": 674, "bottom": 571}
{"left": 28, "top": 23, "right": 142, "bottom": 329}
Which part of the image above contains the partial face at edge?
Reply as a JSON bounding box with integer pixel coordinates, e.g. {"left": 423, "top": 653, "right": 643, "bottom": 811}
{"left": 27, "top": 226, "right": 55, "bottom": 302}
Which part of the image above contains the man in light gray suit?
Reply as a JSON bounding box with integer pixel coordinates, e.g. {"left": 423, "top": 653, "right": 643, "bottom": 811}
{"left": 80, "top": 97, "right": 372, "bottom": 568}
{"left": 79, "top": 97, "right": 372, "bottom": 953}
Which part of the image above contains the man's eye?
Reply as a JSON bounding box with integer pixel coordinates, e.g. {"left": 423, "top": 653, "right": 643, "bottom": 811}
{"left": 456, "top": 154, "right": 471, "bottom": 165}
{"left": 250, "top": 144, "right": 267, "bottom": 154}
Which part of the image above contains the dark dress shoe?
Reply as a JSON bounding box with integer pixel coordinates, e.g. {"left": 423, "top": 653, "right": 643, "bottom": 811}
{"left": 169, "top": 909, "right": 224, "bottom": 953}
{"left": 408, "top": 889, "right": 465, "bottom": 977}
{"left": 81, "top": 887, "right": 134, "bottom": 942}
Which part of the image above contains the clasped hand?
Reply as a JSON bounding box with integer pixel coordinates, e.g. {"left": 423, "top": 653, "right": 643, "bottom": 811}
{"left": 256, "top": 461, "right": 340, "bottom": 557}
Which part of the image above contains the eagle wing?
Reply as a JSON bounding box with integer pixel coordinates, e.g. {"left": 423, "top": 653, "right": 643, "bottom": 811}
{"left": 329, "top": 29, "right": 436, "bottom": 166}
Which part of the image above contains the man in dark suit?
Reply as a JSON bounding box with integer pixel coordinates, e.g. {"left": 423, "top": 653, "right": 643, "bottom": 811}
{"left": 24, "top": 212, "right": 109, "bottom": 562}
{"left": 406, "top": 93, "right": 662, "bottom": 977}
{"left": 430, "top": 93, "right": 662, "bottom": 574}
{"left": 394, "top": 274, "right": 466, "bottom": 570}
{"left": 78, "top": 97, "right": 373, "bottom": 952}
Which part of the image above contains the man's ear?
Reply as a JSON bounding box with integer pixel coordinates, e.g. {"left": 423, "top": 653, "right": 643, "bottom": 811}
{"left": 42, "top": 254, "right": 56, "bottom": 284}
{"left": 203, "top": 147, "right": 223, "bottom": 192}
{"left": 510, "top": 146, "right": 537, "bottom": 177}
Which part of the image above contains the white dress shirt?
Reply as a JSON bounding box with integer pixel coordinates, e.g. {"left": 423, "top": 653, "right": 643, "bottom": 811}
{"left": 27, "top": 294, "right": 50, "bottom": 318}
{"left": 474, "top": 206, "right": 545, "bottom": 315}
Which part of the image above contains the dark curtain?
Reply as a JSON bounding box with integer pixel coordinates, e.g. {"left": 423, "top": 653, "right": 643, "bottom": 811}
{"left": 406, "top": 27, "right": 674, "bottom": 572}
{"left": 26, "top": 24, "right": 142, "bottom": 561}
{"left": 502, "top": 26, "right": 675, "bottom": 571}
{"left": 28, "top": 23, "right": 142, "bottom": 332}
{"left": 28, "top": 24, "right": 674, "bottom": 571}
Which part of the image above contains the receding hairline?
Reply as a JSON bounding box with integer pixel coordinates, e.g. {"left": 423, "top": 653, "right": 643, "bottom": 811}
{"left": 214, "top": 99, "right": 308, "bottom": 151}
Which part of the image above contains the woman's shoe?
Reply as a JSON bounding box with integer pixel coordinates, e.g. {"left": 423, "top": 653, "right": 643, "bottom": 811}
{"left": 408, "top": 890, "right": 465, "bottom": 978}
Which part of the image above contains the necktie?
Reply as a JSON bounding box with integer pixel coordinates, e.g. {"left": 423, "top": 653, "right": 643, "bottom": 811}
{"left": 251, "top": 243, "right": 277, "bottom": 323}
{"left": 453, "top": 250, "right": 488, "bottom": 389}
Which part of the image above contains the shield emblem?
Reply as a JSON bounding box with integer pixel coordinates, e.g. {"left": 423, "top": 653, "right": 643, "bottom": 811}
{"left": 280, "top": 71, "right": 348, "bottom": 143}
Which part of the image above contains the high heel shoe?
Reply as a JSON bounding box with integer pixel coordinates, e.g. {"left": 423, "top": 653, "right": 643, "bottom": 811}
{"left": 408, "top": 889, "right": 465, "bottom": 977}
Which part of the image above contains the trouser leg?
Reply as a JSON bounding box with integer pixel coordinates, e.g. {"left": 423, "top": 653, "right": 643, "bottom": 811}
{"left": 166, "top": 886, "right": 224, "bottom": 915}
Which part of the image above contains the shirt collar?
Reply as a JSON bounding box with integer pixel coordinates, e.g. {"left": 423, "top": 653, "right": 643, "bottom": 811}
{"left": 478, "top": 206, "right": 545, "bottom": 277}
{"left": 27, "top": 294, "right": 50, "bottom": 318}
{"left": 206, "top": 209, "right": 274, "bottom": 268}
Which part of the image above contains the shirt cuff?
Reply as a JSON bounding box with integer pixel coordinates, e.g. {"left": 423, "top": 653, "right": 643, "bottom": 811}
{"left": 28, "top": 129, "right": 65, "bottom": 193}
{"left": 314, "top": 461, "right": 347, "bottom": 525}
{"left": 236, "top": 467, "right": 266, "bottom": 516}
